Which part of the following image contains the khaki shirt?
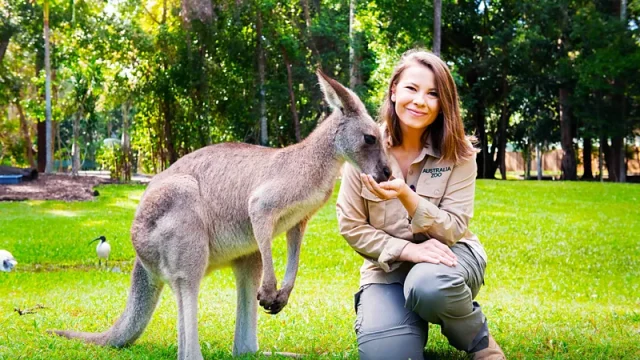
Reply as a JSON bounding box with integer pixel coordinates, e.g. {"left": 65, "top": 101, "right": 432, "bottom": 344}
{"left": 336, "top": 135, "right": 487, "bottom": 286}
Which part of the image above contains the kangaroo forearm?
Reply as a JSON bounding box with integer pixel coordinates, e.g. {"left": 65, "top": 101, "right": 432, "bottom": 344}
{"left": 282, "top": 250, "right": 300, "bottom": 289}
{"left": 282, "top": 221, "right": 306, "bottom": 289}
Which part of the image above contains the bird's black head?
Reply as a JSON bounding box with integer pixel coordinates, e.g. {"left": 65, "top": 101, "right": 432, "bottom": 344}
{"left": 2, "top": 258, "right": 17, "bottom": 271}
{"left": 89, "top": 235, "right": 107, "bottom": 245}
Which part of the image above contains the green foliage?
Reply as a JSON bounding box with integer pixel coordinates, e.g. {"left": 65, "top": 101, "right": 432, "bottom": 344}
{"left": 0, "top": 181, "right": 639, "bottom": 358}
{"left": 1, "top": 0, "right": 639, "bottom": 179}
{"left": 96, "top": 143, "right": 128, "bottom": 181}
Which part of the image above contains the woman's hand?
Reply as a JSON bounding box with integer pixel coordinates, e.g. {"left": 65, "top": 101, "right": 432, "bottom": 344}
{"left": 361, "top": 173, "right": 420, "bottom": 217}
{"left": 398, "top": 239, "right": 458, "bottom": 267}
{"left": 360, "top": 173, "right": 408, "bottom": 200}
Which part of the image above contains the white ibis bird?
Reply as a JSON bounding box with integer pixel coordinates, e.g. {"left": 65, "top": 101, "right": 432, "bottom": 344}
{"left": 89, "top": 236, "right": 111, "bottom": 267}
{"left": 0, "top": 250, "right": 17, "bottom": 272}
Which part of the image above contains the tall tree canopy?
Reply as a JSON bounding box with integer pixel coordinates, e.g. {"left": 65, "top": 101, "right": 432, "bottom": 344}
{"left": 1, "top": 0, "right": 638, "bottom": 181}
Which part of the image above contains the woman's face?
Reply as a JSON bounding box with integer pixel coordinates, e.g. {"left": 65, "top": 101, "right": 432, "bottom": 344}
{"left": 391, "top": 63, "right": 441, "bottom": 133}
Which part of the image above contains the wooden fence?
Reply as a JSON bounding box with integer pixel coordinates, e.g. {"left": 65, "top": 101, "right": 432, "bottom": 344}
{"left": 505, "top": 147, "right": 640, "bottom": 175}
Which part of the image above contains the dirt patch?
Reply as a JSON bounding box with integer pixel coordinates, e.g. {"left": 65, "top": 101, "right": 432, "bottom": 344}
{"left": 0, "top": 174, "right": 112, "bottom": 201}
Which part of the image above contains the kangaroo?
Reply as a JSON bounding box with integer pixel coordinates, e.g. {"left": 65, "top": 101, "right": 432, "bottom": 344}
{"left": 51, "top": 71, "right": 391, "bottom": 359}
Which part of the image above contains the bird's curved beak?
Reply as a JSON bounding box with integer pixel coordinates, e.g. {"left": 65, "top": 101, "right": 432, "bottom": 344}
{"left": 89, "top": 237, "right": 101, "bottom": 245}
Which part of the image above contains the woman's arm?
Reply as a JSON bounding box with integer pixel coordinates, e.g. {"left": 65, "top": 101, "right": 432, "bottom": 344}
{"left": 336, "top": 163, "right": 411, "bottom": 272}
{"left": 361, "top": 153, "right": 477, "bottom": 247}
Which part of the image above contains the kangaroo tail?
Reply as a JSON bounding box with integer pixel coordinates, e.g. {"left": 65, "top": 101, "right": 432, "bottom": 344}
{"left": 50, "top": 257, "right": 164, "bottom": 347}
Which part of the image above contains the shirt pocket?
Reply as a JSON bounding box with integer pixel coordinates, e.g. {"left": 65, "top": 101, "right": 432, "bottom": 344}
{"left": 360, "top": 186, "right": 385, "bottom": 228}
{"left": 416, "top": 177, "right": 448, "bottom": 206}
{"left": 383, "top": 198, "right": 407, "bottom": 228}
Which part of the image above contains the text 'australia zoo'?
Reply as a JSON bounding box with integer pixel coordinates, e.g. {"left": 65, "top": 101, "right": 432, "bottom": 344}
{"left": 422, "top": 167, "right": 452, "bottom": 178}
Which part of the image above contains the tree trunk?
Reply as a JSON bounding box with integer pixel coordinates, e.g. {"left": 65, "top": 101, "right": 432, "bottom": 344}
{"left": 162, "top": 98, "right": 178, "bottom": 165}
{"left": 433, "top": 0, "right": 442, "bottom": 56}
{"left": 0, "top": 37, "right": 10, "bottom": 65}
{"left": 300, "top": 0, "right": 322, "bottom": 68}
{"left": 44, "top": 0, "right": 55, "bottom": 174}
{"left": 35, "top": 23, "right": 45, "bottom": 173}
{"left": 559, "top": 87, "right": 577, "bottom": 180}
{"left": 611, "top": 135, "right": 624, "bottom": 182}
{"left": 156, "top": 102, "right": 166, "bottom": 170}
{"left": 620, "top": 138, "right": 626, "bottom": 182}
{"left": 0, "top": 16, "right": 14, "bottom": 64}
{"left": 44, "top": 0, "right": 54, "bottom": 173}
{"left": 524, "top": 149, "right": 530, "bottom": 180}
{"left": 610, "top": 80, "right": 625, "bottom": 182}
{"left": 348, "top": 0, "right": 358, "bottom": 89}
{"left": 466, "top": 70, "right": 489, "bottom": 179}
{"left": 497, "top": 93, "right": 509, "bottom": 180}
{"left": 474, "top": 102, "right": 489, "bottom": 178}
{"left": 537, "top": 143, "right": 543, "bottom": 180}
{"left": 582, "top": 137, "right": 593, "bottom": 180}
{"left": 601, "top": 136, "right": 615, "bottom": 181}
{"left": 15, "top": 101, "right": 36, "bottom": 168}
{"left": 37, "top": 121, "right": 46, "bottom": 172}
{"left": 598, "top": 137, "right": 604, "bottom": 182}
{"left": 282, "top": 48, "right": 301, "bottom": 143}
{"left": 495, "top": 76, "right": 509, "bottom": 180}
{"left": 107, "top": 118, "right": 112, "bottom": 138}
{"left": 257, "top": 8, "right": 268, "bottom": 146}
{"left": 487, "top": 140, "right": 498, "bottom": 179}
{"left": 614, "top": 84, "right": 627, "bottom": 183}
{"left": 614, "top": 0, "right": 627, "bottom": 182}
{"left": 71, "top": 110, "right": 81, "bottom": 176}
{"left": 122, "top": 101, "right": 132, "bottom": 181}
{"left": 56, "top": 119, "right": 63, "bottom": 171}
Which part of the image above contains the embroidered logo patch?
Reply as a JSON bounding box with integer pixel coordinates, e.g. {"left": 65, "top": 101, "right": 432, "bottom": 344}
{"left": 422, "top": 166, "right": 451, "bottom": 178}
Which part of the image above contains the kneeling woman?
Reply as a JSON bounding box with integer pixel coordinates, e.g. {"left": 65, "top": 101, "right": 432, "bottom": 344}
{"left": 337, "top": 50, "right": 505, "bottom": 360}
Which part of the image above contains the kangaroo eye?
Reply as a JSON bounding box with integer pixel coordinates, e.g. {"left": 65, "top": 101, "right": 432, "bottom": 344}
{"left": 364, "top": 134, "right": 377, "bottom": 145}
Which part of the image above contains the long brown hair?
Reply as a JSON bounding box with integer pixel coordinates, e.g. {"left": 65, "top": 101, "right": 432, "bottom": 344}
{"left": 379, "top": 49, "right": 475, "bottom": 163}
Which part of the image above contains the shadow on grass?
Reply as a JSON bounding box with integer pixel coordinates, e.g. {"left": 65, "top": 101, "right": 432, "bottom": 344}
{"left": 15, "top": 260, "right": 134, "bottom": 273}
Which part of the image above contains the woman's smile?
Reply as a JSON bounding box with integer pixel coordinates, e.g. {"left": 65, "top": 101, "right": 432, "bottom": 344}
{"left": 406, "top": 107, "right": 428, "bottom": 117}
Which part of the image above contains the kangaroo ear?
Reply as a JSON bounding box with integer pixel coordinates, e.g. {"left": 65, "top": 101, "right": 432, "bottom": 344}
{"left": 316, "top": 69, "right": 358, "bottom": 115}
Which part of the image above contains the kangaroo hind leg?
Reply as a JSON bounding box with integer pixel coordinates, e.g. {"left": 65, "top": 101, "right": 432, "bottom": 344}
{"left": 172, "top": 274, "right": 205, "bottom": 360}
{"left": 232, "top": 251, "right": 262, "bottom": 356}
{"left": 162, "top": 208, "right": 209, "bottom": 360}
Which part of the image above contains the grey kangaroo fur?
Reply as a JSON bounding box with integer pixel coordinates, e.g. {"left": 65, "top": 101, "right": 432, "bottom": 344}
{"left": 51, "top": 71, "right": 391, "bottom": 359}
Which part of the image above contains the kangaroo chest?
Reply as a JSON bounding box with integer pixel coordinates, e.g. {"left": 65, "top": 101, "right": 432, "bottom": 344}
{"left": 273, "top": 187, "right": 334, "bottom": 236}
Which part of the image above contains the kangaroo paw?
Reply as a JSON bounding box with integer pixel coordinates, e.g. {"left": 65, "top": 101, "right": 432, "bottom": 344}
{"left": 257, "top": 285, "right": 278, "bottom": 312}
{"left": 260, "top": 288, "right": 290, "bottom": 315}
{"left": 269, "top": 288, "right": 291, "bottom": 315}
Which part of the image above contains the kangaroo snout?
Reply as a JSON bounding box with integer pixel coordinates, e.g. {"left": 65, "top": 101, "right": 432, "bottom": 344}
{"left": 383, "top": 166, "right": 392, "bottom": 180}
{"left": 371, "top": 164, "right": 392, "bottom": 183}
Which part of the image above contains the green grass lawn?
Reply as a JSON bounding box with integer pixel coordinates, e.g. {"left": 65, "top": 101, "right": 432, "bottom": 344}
{"left": 1, "top": 180, "right": 639, "bottom": 359}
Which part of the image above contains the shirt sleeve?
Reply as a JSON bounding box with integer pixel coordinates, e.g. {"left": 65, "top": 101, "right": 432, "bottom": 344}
{"left": 336, "top": 163, "right": 410, "bottom": 272}
{"left": 410, "top": 153, "right": 477, "bottom": 246}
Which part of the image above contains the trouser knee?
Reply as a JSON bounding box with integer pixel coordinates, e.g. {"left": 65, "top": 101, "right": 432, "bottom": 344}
{"left": 404, "top": 265, "right": 472, "bottom": 322}
{"left": 355, "top": 284, "right": 427, "bottom": 360}
{"left": 403, "top": 262, "right": 485, "bottom": 352}
{"left": 358, "top": 325, "right": 426, "bottom": 360}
